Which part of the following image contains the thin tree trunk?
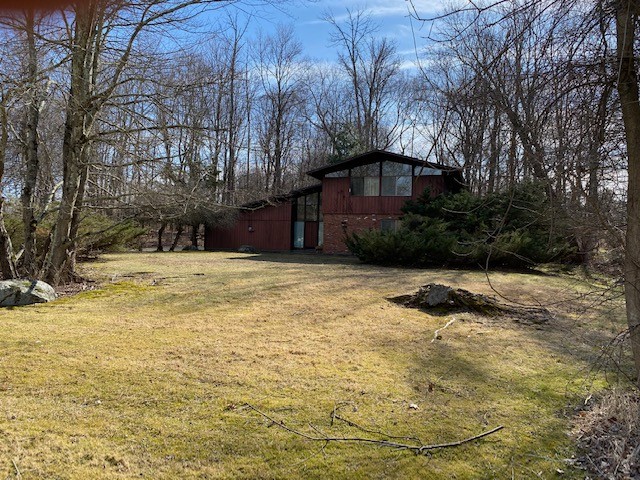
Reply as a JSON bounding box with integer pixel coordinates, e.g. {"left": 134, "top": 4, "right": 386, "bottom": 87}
{"left": 65, "top": 161, "right": 90, "bottom": 281}
{"left": 191, "top": 223, "right": 199, "bottom": 248}
{"left": 169, "top": 225, "right": 183, "bottom": 251}
{"left": 0, "top": 91, "right": 16, "bottom": 279}
{"left": 0, "top": 197, "right": 17, "bottom": 280}
{"left": 616, "top": 1, "right": 640, "bottom": 385}
{"left": 156, "top": 222, "right": 166, "bottom": 252}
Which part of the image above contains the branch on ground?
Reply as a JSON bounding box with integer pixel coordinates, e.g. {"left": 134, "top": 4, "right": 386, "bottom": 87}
{"left": 244, "top": 403, "right": 503, "bottom": 455}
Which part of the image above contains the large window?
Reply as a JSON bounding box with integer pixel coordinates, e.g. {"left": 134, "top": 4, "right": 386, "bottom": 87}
{"left": 296, "top": 192, "right": 321, "bottom": 222}
{"left": 305, "top": 192, "right": 320, "bottom": 221}
{"left": 348, "top": 161, "right": 414, "bottom": 197}
{"left": 381, "top": 161, "right": 412, "bottom": 196}
{"left": 350, "top": 163, "right": 380, "bottom": 196}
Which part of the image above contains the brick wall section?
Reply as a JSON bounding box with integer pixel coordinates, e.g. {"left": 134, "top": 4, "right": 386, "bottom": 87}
{"left": 323, "top": 213, "right": 399, "bottom": 254}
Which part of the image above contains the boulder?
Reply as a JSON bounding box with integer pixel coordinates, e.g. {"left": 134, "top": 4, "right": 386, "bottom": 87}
{"left": 238, "top": 245, "right": 259, "bottom": 254}
{"left": 0, "top": 280, "right": 56, "bottom": 307}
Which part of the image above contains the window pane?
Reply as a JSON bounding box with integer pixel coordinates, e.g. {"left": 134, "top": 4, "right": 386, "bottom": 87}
{"left": 413, "top": 166, "right": 443, "bottom": 176}
{"left": 396, "top": 176, "right": 412, "bottom": 196}
{"left": 382, "top": 161, "right": 411, "bottom": 176}
{"left": 381, "top": 176, "right": 412, "bottom": 196}
{"left": 351, "top": 163, "right": 379, "bottom": 176}
{"left": 364, "top": 177, "right": 379, "bottom": 196}
{"left": 295, "top": 199, "right": 305, "bottom": 221}
{"left": 351, "top": 177, "right": 364, "bottom": 196}
{"left": 293, "top": 222, "right": 304, "bottom": 248}
{"left": 381, "top": 176, "right": 396, "bottom": 196}
{"left": 305, "top": 193, "right": 318, "bottom": 221}
{"left": 380, "top": 219, "right": 398, "bottom": 232}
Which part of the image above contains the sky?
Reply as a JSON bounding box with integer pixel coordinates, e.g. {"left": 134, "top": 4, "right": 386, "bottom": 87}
{"left": 227, "top": 0, "right": 444, "bottom": 65}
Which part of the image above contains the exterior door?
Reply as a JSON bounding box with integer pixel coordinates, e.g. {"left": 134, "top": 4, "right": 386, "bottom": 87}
{"left": 293, "top": 221, "right": 304, "bottom": 249}
{"left": 304, "top": 222, "right": 319, "bottom": 249}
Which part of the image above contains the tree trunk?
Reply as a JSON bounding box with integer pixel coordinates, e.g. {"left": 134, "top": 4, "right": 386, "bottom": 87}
{"left": 0, "top": 197, "right": 16, "bottom": 280}
{"left": 616, "top": 1, "right": 640, "bottom": 385}
{"left": 42, "top": 3, "right": 98, "bottom": 285}
{"left": 64, "top": 161, "right": 90, "bottom": 281}
{"left": 191, "top": 224, "right": 199, "bottom": 248}
{"left": 0, "top": 89, "right": 16, "bottom": 279}
{"left": 20, "top": 9, "right": 40, "bottom": 278}
{"left": 169, "top": 225, "right": 183, "bottom": 251}
{"left": 156, "top": 222, "right": 166, "bottom": 252}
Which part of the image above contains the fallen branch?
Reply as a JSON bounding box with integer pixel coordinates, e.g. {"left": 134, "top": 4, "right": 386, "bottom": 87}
{"left": 432, "top": 317, "right": 457, "bottom": 342}
{"left": 330, "top": 403, "right": 422, "bottom": 443}
{"left": 245, "top": 403, "right": 503, "bottom": 455}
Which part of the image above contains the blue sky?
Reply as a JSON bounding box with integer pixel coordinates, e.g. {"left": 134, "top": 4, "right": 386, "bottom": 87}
{"left": 229, "top": 0, "right": 444, "bottom": 65}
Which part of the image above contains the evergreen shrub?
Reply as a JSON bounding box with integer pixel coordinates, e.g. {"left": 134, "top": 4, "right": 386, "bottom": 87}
{"left": 346, "top": 183, "right": 575, "bottom": 268}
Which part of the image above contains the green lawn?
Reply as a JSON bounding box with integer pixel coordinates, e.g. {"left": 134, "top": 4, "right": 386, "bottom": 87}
{"left": 0, "top": 252, "right": 628, "bottom": 479}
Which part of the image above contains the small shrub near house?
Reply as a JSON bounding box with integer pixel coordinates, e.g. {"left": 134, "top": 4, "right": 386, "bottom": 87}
{"left": 346, "top": 183, "right": 576, "bottom": 268}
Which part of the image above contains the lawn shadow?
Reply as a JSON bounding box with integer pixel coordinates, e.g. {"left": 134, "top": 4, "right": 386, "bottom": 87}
{"left": 226, "top": 251, "right": 362, "bottom": 266}
{"left": 387, "top": 293, "right": 634, "bottom": 391}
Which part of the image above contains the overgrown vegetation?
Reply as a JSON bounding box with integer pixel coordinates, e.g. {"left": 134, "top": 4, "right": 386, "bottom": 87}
{"left": 573, "top": 390, "right": 640, "bottom": 478}
{"left": 347, "top": 183, "right": 576, "bottom": 268}
{"left": 3, "top": 205, "right": 145, "bottom": 260}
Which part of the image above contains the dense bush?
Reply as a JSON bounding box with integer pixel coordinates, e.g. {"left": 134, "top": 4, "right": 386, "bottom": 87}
{"left": 4, "top": 206, "right": 146, "bottom": 259}
{"left": 346, "top": 183, "right": 576, "bottom": 268}
{"left": 76, "top": 213, "right": 147, "bottom": 255}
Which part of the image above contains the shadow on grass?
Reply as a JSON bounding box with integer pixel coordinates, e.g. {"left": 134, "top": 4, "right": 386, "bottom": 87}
{"left": 226, "top": 251, "right": 361, "bottom": 266}
{"left": 386, "top": 293, "right": 633, "bottom": 395}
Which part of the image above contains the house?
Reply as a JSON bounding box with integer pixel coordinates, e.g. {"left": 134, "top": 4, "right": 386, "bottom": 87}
{"left": 204, "top": 150, "right": 463, "bottom": 254}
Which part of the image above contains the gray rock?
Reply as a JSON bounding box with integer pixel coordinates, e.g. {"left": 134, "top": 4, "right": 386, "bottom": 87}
{"left": 181, "top": 245, "right": 199, "bottom": 251}
{"left": 0, "top": 280, "right": 56, "bottom": 307}
{"left": 424, "top": 284, "right": 453, "bottom": 306}
{"left": 238, "top": 245, "right": 259, "bottom": 254}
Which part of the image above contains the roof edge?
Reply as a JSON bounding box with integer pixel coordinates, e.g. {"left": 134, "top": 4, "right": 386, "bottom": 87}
{"left": 306, "top": 149, "right": 460, "bottom": 180}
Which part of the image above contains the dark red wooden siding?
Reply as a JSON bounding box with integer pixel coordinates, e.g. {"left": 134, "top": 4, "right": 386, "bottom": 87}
{"left": 414, "top": 175, "right": 447, "bottom": 197}
{"left": 205, "top": 201, "right": 293, "bottom": 251}
{"left": 322, "top": 175, "right": 447, "bottom": 216}
{"left": 304, "top": 222, "right": 319, "bottom": 248}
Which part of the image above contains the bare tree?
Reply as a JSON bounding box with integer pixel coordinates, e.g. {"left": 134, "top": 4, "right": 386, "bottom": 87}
{"left": 326, "top": 9, "right": 402, "bottom": 151}
{"left": 253, "top": 24, "right": 305, "bottom": 193}
{"left": 17, "top": 0, "right": 233, "bottom": 284}
{"left": 616, "top": 0, "right": 640, "bottom": 385}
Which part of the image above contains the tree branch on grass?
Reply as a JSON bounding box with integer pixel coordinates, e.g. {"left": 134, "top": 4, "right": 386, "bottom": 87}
{"left": 244, "top": 403, "right": 504, "bottom": 455}
{"left": 432, "top": 317, "right": 457, "bottom": 342}
{"left": 330, "top": 402, "right": 423, "bottom": 443}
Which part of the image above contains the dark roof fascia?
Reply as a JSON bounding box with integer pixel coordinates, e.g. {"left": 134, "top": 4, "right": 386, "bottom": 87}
{"left": 240, "top": 183, "right": 322, "bottom": 210}
{"left": 306, "top": 149, "right": 461, "bottom": 180}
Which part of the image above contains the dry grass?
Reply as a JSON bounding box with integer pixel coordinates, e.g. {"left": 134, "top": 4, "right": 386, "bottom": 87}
{"left": 574, "top": 390, "right": 640, "bottom": 478}
{"left": 0, "top": 251, "right": 629, "bottom": 479}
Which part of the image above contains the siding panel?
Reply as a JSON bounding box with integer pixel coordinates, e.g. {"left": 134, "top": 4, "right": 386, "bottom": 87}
{"left": 205, "top": 201, "right": 293, "bottom": 251}
{"left": 415, "top": 176, "right": 446, "bottom": 197}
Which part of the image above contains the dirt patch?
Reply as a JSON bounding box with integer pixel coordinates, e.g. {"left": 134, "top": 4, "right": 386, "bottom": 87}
{"left": 391, "top": 283, "right": 552, "bottom": 325}
{"left": 55, "top": 281, "right": 98, "bottom": 298}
